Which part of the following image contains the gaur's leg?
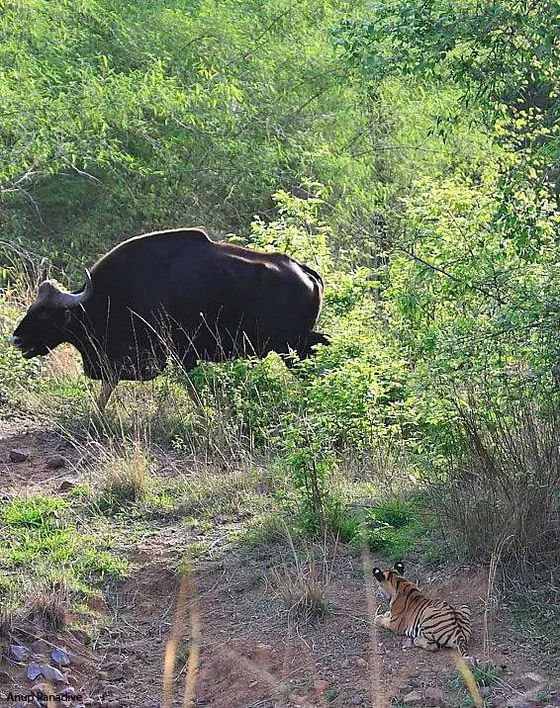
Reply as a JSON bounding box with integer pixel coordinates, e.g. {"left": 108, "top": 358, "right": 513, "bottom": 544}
{"left": 96, "top": 380, "right": 118, "bottom": 412}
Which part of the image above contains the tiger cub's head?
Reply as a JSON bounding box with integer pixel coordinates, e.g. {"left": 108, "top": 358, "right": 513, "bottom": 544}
{"left": 372, "top": 561, "right": 406, "bottom": 599}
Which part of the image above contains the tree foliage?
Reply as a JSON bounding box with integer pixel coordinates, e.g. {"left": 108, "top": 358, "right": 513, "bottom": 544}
{"left": 0, "top": 0, "right": 378, "bottom": 266}
{"left": 0, "top": 0, "right": 558, "bottom": 559}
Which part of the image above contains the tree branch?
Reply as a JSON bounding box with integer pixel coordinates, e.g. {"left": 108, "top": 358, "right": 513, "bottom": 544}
{"left": 399, "top": 247, "right": 507, "bottom": 305}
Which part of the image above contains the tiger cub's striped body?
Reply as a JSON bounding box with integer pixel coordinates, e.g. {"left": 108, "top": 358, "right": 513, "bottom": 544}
{"left": 372, "top": 562, "right": 472, "bottom": 655}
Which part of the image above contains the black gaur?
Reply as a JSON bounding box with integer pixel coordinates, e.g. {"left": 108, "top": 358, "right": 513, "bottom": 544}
{"left": 10, "top": 228, "right": 328, "bottom": 409}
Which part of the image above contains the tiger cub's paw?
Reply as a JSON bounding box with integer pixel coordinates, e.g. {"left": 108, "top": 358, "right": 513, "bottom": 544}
{"left": 374, "top": 612, "right": 391, "bottom": 628}
{"left": 413, "top": 636, "right": 439, "bottom": 651}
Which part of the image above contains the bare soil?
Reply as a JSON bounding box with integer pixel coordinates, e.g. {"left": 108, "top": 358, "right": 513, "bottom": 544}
{"left": 0, "top": 424, "right": 558, "bottom": 708}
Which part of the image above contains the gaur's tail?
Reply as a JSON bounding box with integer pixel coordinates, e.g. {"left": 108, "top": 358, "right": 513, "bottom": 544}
{"left": 307, "top": 331, "right": 330, "bottom": 348}
{"left": 297, "top": 330, "right": 330, "bottom": 361}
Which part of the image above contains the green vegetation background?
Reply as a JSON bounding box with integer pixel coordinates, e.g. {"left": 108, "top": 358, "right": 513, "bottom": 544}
{"left": 0, "top": 0, "right": 558, "bottom": 640}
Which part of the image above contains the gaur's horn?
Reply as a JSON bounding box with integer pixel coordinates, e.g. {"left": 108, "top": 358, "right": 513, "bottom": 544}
{"left": 37, "top": 269, "right": 93, "bottom": 308}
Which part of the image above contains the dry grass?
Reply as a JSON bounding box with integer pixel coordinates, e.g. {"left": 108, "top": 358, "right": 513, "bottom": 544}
{"left": 23, "top": 583, "right": 68, "bottom": 631}
{"left": 266, "top": 529, "right": 337, "bottom": 623}
{"left": 430, "top": 396, "right": 560, "bottom": 574}
{"left": 94, "top": 440, "right": 153, "bottom": 506}
{"left": 340, "top": 440, "right": 416, "bottom": 493}
{"left": 0, "top": 599, "right": 17, "bottom": 636}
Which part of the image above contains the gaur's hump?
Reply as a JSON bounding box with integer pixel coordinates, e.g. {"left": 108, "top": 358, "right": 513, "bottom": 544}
{"left": 114, "top": 227, "right": 210, "bottom": 251}
{"left": 141, "top": 227, "right": 212, "bottom": 242}
{"left": 93, "top": 228, "right": 213, "bottom": 268}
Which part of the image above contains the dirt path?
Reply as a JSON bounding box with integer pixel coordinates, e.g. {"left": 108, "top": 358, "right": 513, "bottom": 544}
{"left": 0, "top": 425, "right": 558, "bottom": 708}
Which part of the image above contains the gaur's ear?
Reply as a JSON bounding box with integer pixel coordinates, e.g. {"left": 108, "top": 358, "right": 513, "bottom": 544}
{"left": 372, "top": 567, "right": 385, "bottom": 582}
{"left": 394, "top": 561, "right": 405, "bottom": 575}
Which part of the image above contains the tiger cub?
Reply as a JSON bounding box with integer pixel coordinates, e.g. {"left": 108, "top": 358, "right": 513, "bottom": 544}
{"left": 372, "top": 561, "right": 472, "bottom": 655}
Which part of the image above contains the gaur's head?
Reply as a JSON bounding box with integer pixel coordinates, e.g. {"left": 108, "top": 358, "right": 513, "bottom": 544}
{"left": 10, "top": 272, "right": 93, "bottom": 359}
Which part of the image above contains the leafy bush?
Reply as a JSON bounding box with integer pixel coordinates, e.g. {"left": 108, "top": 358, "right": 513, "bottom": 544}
{"left": 283, "top": 421, "right": 336, "bottom": 535}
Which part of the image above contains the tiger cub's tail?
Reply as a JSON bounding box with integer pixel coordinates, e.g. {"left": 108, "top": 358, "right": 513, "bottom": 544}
{"left": 455, "top": 652, "right": 483, "bottom": 708}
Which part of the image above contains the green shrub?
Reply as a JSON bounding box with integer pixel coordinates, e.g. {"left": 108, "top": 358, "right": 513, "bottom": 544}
{"left": 284, "top": 432, "right": 335, "bottom": 535}
{"left": 364, "top": 499, "right": 421, "bottom": 558}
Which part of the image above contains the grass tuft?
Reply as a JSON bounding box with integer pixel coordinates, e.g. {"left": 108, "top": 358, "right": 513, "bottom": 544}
{"left": 23, "top": 583, "right": 69, "bottom": 631}
{"left": 267, "top": 531, "right": 336, "bottom": 623}
{"left": 95, "top": 441, "right": 153, "bottom": 512}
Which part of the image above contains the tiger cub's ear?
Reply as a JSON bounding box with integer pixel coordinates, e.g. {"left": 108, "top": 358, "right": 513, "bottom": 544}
{"left": 372, "top": 567, "right": 385, "bottom": 582}
{"left": 394, "top": 561, "right": 405, "bottom": 575}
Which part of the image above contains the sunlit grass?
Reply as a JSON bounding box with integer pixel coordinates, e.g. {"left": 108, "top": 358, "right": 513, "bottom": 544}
{"left": 0, "top": 493, "right": 129, "bottom": 620}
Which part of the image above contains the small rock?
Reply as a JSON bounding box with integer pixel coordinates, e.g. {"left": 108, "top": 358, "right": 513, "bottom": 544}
{"left": 27, "top": 663, "right": 44, "bottom": 681}
{"left": 405, "top": 678, "right": 422, "bottom": 689}
{"left": 42, "top": 663, "right": 68, "bottom": 683}
{"left": 103, "top": 663, "right": 124, "bottom": 681}
{"left": 47, "top": 454, "right": 66, "bottom": 469}
{"left": 107, "top": 702, "right": 121, "bottom": 708}
{"left": 424, "top": 687, "right": 445, "bottom": 705}
{"left": 68, "top": 651, "right": 86, "bottom": 667}
{"left": 51, "top": 647, "right": 71, "bottom": 666}
{"left": 355, "top": 657, "right": 367, "bottom": 668}
{"left": 59, "top": 479, "right": 75, "bottom": 491}
{"left": 9, "top": 448, "right": 31, "bottom": 463}
{"left": 350, "top": 697, "right": 364, "bottom": 705}
{"left": 314, "top": 679, "right": 329, "bottom": 693}
{"left": 402, "top": 690, "right": 425, "bottom": 705}
{"left": 9, "top": 644, "right": 30, "bottom": 661}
